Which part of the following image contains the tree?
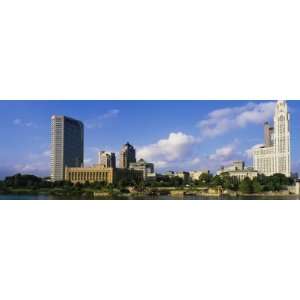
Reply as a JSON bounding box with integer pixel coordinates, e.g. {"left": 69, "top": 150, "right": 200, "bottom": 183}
{"left": 118, "top": 178, "right": 130, "bottom": 189}
{"left": 135, "top": 180, "right": 145, "bottom": 192}
{"left": 239, "top": 177, "right": 253, "bottom": 194}
{"left": 211, "top": 175, "right": 223, "bottom": 187}
{"left": 198, "top": 173, "right": 212, "bottom": 186}
{"left": 252, "top": 178, "right": 263, "bottom": 193}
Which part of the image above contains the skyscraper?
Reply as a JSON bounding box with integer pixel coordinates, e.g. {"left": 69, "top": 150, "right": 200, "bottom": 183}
{"left": 253, "top": 100, "right": 291, "bottom": 177}
{"left": 264, "top": 122, "right": 274, "bottom": 147}
{"left": 98, "top": 151, "right": 116, "bottom": 168}
{"left": 119, "top": 142, "right": 136, "bottom": 169}
{"left": 274, "top": 101, "right": 291, "bottom": 176}
{"left": 50, "top": 115, "right": 84, "bottom": 181}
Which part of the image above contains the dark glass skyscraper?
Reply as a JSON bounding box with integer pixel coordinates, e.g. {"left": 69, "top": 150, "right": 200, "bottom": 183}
{"left": 50, "top": 115, "right": 84, "bottom": 181}
{"left": 119, "top": 142, "right": 136, "bottom": 169}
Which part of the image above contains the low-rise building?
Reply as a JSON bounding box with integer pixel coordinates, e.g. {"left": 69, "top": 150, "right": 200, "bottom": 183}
{"left": 164, "top": 171, "right": 176, "bottom": 177}
{"left": 189, "top": 170, "right": 210, "bottom": 181}
{"left": 217, "top": 161, "right": 245, "bottom": 174}
{"left": 129, "top": 159, "right": 154, "bottom": 179}
{"left": 164, "top": 171, "right": 190, "bottom": 183}
{"left": 217, "top": 161, "right": 258, "bottom": 181}
{"left": 175, "top": 172, "right": 190, "bottom": 183}
{"left": 65, "top": 165, "right": 143, "bottom": 185}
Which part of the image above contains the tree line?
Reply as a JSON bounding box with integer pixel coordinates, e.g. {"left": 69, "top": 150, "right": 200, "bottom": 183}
{"left": 0, "top": 172, "right": 296, "bottom": 195}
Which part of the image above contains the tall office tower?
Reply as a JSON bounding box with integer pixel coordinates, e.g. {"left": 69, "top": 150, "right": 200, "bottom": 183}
{"left": 274, "top": 100, "right": 291, "bottom": 176}
{"left": 119, "top": 142, "right": 136, "bottom": 168}
{"left": 98, "top": 151, "right": 116, "bottom": 168}
{"left": 264, "top": 122, "right": 274, "bottom": 147}
{"left": 50, "top": 115, "right": 84, "bottom": 181}
{"left": 253, "top": 100, "right": 291, "bottom": 177}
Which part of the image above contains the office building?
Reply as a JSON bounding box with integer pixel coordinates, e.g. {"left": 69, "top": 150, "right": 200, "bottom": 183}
{"left": 65, "top": 165, "right": 143, "bottom": 185}
{"left": 129, "top": 159, "right": 154, "bottom": 179}
{"left": 98, "top": 151, "right": 116, "bottom": 168}
{"left": 50, "top": 115, "right": 84, "bottom": 181}
{"left": 119, "top": 142, "right": 136, "bottom": 168}
{"left": 253, "top": 100, "right": 291, "bottom": 177}
{"left": 264, "top": 122, "right": 274, "bottom": 147}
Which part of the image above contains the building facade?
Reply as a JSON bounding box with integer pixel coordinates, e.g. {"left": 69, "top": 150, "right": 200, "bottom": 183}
{"left": 264, "top": 122, "right": 274, "bottom": 147}
{"left": 129, "top": 159, "right": 154, "bottom": 179}
{"left": 189, "top": 170, "right": 210, "bottom": 181}
{"left": 218, "top": 161, "right": 245, "bottom": 174}
{"left": 217, "top": 161, "right": 258, "bottom": 181}
{"left": 253, "top": 100, "right": 291, "bottom": 177}
{"left": 50, "top": 115, "right": 84, "bottom": 181}
{"left": 98, "top": 151, "right": 116, "bottom": 168}
{"left": 119, "top": 142, "right": 136, "bottom": 168}
{"left": 65, "top": 165, "right": 143, "bottom": 185}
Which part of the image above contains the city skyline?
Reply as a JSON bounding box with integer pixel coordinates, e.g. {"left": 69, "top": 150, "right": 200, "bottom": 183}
{"left": 1, "top": 100, "right": 300, "bottom": 179}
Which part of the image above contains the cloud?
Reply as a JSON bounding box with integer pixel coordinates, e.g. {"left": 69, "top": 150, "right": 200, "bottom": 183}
{"left": 42, "top": 150, "right": 50, "bottom": 157}
{"left": 197, "top": 101, "right": 276, "bottom": 138}
{"left": 86, "top": 109, "right": 120, "bottom": 129}
{"left": 13, "top": 118, "right": 37, "bottom": 128}
{"left": 137, "top": 132, "right": 198, "bottom": 165}
{"left": 13, "top": 118, "right": 22, "bottom": 125}
{"left": 197, "top": 141, "right": 247, "bottom": 172}
{"left": 99, "top": 109, "right": 120, "bottom": 120}
{"left": 7, "top": 147, "right": 51, "bottom": 177}
{"left": 84, "top": 158, "right": 93, "bottom": 165}
{"left": 209, "top": 144, "right": 237, "bottom": 161}
{"left": 14, "top": 162, "right": 49, "bottom": 174}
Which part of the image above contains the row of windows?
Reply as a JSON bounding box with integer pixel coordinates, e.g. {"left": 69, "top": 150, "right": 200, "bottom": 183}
{"left": 68, "top": 172, "right": 110, "bottom": 182}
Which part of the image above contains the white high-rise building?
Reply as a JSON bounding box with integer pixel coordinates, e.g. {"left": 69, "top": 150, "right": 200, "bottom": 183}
{"left": 51, "top": 115, "right": 84, "bottom": 181}
{"left": 253, "top": 100, "right": 291, "bottom": 177}
{"left": 98, "top": 151, "right": 116, "bottom": 168}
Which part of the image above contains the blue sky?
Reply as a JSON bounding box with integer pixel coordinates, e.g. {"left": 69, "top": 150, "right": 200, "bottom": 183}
{"left": 0, "top": 100, "right": 300, "bottom": 179}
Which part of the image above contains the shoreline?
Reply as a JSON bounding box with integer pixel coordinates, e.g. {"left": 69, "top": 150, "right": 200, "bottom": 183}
{"left": 0, "top": 187, "right": 298, "bottom": 199}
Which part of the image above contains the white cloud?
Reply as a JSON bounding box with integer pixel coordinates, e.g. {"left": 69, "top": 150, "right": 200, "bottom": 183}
{"left": 137, "top": 132, "right": 197, "bottom": 165}
{"left": 13, "top": 118, "right": 37, "bottom": 128}
{"left": 14, "top": 162, "right": 49, "bottom": 175}
{"left": 42, "top": 150, "right": 51, "bottom": 157}
{"left": 13, "top": 118, "right": 22, "bottom": 125}
{"left": 197, "top": 101, "right": 276, "bottom": 138}
{"left": 209, "top": 144, "right": 236, "bottom": 161}
{"left": 99, "top": 109, "right": 120, "bottom": 120}
{"left": 86, "top": 109, "right": 120, "bottom": 129}
{"left": 84, "top": 158, "right": 93, "bottom": 165}
{"left": 202, "top": 141, "right": 246, "bottom": 172}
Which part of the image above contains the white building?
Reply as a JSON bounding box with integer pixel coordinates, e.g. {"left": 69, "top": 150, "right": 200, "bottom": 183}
{"left": 98, "top": 151, "right": 116, "bottom": 168}
{"left": 253, "top": 100, "right": 291, "bottom": 177}
{"left": 217, "top": 161, "right": 258, "bottom": 181}
{"left": 189, "top": 170, "right": 210, "bottom": 181}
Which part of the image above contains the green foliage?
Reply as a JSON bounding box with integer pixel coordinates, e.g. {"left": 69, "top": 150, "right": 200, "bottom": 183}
{"left": 238, "top": 177, "right": 253, "bottom": 194}
{"left": 4, "top": 173, "right": 42, "bottom": 187}
{"left": 197, "top": 173, "right": 213, "bottom": 186}
{"left": 1, "top": 172, "right": 295, "bottom": 197}
{"left": 252, "top": 178, "right": 263, "bottom": 193}
{"left": 211, "top": 175, "right": 223, "bottom": 187}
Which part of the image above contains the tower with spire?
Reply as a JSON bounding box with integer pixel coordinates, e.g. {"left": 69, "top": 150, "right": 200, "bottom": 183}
{"left": 253, "top": 100, "right": 291, "bottom": 177}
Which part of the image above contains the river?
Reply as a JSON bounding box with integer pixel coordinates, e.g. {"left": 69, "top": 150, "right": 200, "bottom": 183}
{"left": 0, "top": 194, "right": 300, "bottom": 200}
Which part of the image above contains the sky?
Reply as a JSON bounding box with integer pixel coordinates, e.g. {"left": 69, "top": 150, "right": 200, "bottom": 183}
{"left": 0, "top": 100, "right": 300, "bottom": 179}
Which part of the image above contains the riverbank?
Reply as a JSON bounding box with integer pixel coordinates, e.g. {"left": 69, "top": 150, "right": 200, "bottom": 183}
{"left": 0, "top": 186, "right": 299, "bottom": 200}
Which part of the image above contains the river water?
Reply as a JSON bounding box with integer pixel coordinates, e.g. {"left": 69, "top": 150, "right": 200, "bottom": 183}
{"left": 0, "top": 194, "right": 300, "bottom": 200}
